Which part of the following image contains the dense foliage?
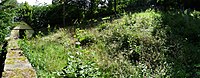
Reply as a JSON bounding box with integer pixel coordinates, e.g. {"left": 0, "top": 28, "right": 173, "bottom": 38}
{"left": 18, "top": 10, "right": 200, "bottom": 77}
{"left": 158, "top": 11, "right": 200, "bottom": 77}
{"left": 14, "top": 0, "right": 200, "bottom": 32}
{"left": 0, "top": 0, "right": 17, "bottom": 44}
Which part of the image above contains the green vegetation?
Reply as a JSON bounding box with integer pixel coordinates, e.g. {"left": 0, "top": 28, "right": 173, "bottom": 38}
{"left": 18, "top": 9, "right": 200, "bottom": 77}
{"left": 0, "top": 0, "right": 17, "bottom": 44}
{"left": 1, "top": 0, "right": 200, "bottom": 77}
{"left": 0, "top": 0, "right": 17, "bottom": 75}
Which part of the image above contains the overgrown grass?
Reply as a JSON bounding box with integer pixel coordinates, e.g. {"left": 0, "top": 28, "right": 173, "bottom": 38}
{"left": 18, "top": 29, "right": 69, "bottom": 77}
{"left": 19, "top": 9, "right": 200, "bottom": 77}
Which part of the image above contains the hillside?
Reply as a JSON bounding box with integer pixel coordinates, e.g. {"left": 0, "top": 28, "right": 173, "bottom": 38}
{"left": 1, "top": 0, "right": 200, "bottom": 77}
{"left": 18, "top": 10, "right": 200, "bottom": 77}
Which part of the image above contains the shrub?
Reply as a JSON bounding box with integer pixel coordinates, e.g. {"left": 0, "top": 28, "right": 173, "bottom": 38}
{"left": 154, "top": 11, "right": 200, "bottom": 77}
{"left": 0, "top": 1, "right": 16, "bottom": 44}
{"left": 75, "top": 29, "right": 96, "bottom": 46}
{"left": 92, "top": 10, "right": 171, "bottom": 77}
{"left": 58, "top": 50, "right": 101, "bottom": 77}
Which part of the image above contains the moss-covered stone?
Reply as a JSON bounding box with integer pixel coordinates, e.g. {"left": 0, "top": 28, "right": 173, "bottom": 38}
{"left": 3, "top": 39, "right": 36, "bottom": 78}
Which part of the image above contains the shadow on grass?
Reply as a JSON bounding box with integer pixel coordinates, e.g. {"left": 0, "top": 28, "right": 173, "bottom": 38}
{"left": 156, "top": 11, "right": 200, "bottom": 77}
{"left": 0, "top": 41, "right": 8, "bottom": 77}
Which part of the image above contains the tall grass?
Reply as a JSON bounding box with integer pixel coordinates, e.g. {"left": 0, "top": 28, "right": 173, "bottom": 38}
{"left": 18, "top": 29, "right": 69, "bottom": 77}
{"left": 19, "top": 10, "right": 200, "bottom": 77}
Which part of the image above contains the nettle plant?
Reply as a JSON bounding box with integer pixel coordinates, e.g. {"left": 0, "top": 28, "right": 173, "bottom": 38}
{"left": 58, "top": 49, "right": 101, "bottom": 77}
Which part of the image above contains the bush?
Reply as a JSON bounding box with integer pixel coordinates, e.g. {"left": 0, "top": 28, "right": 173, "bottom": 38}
{"left": 91, "top": 10, "right": 171, "bottom": 77}
{"left": 0, "top": 1, "right": 16, "bottom": 44}
{"left": 58, "top": 50, "right": 101, "bottom": 77}
{"left": 154, "top": 11, "right": 200, "bottom": 77}
{"left": 16, "top": 3, "right": 54, "bottom": 32}
{"left": 75, "top": 29, "right": 96, "bottom": 46}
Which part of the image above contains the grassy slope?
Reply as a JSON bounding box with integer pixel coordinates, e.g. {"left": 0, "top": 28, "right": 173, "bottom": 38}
{"left": 19, "top": 10, "right": 200, "bottom": 77}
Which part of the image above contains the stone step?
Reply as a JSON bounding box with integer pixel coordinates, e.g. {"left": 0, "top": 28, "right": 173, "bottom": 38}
{"left": 4, "top": 63, "right": 33, "bottom": 71}
{"left": 6, "top": 52, "right": 24, "bottom": 58}
{"left": 5, "top": 57, "right": 29, "bottom": 64}
{"left": 2, "top": 39, "right": 36, "bottom": 78}
{"left": 2, "top": 68, "right": 36, "bottom": 78}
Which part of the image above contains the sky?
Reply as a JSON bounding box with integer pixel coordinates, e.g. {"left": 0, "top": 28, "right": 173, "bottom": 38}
{"left": 17, "top": 0, "right": 52, "bottom": 5}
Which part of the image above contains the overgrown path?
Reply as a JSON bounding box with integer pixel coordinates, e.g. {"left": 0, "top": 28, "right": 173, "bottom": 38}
{"left": 2, "top": 39, "right": 36, "bottom": 78}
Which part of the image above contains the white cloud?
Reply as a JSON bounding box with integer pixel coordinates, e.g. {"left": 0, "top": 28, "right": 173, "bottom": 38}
{"left": 17, "top": 0, "right": 52, "bottom": 5}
